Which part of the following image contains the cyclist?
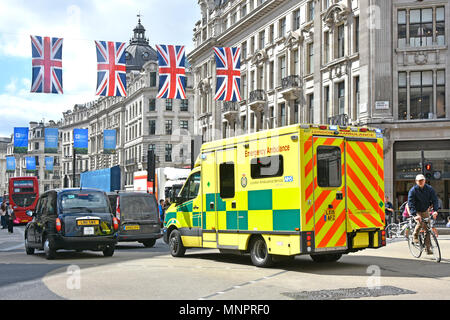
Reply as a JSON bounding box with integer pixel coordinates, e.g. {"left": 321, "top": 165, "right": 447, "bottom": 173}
{"left": 407, "top": 174, "right": 439, "bottom": 254}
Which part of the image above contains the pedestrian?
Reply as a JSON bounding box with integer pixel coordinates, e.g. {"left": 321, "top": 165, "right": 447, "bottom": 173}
{"left": 159, "top": 199, "right": 165, "bottom": 227}
{"left": 402, "top": 202, "right": 411, "bottom": 222}
{"left": 384, "top": 196, "right": 394, "bottom": 225}
{"left": 446, "top": 217, "right": 450, "bottom": 228}
{"left": 6, "top": 202, "right": 15, "bottom": 234}
{"left": 408, "top": 174, "right": 440, "bottom": 255}
{"left": 0, "top": 201, "right": 7, "bottom": 229}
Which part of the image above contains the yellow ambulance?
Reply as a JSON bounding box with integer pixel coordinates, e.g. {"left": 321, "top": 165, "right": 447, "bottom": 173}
{"left": 163, "top": 123, "right": 386, "bottom": 267}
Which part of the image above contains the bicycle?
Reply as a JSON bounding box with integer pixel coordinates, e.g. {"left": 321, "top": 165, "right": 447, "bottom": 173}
{"left": 385, "top": 219, "right": 411, "bottom": 239}
{"left": 407, "top": 216, "right": 441, "bottom": 263}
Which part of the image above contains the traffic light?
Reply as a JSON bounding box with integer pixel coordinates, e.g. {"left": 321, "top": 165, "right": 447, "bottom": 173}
{"left": 424, "top": 162, "right": 433, "bottom": 180}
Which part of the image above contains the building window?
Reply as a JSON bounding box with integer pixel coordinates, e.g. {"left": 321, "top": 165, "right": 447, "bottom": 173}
{"left": 398, "top": 72, "right": 408, "bottom": 120}
{"left": 148, "top": 144, "right": 155, "bottom": 152}
{"left": 180, "top": 120, "right": 189, "bottom": 130}
{"left": 278, "top": 55, "right": 286, "bottom": 85}
{"left": 308, "top": 93, "right": 314, "bottom": 123}
{"left": 258, "top": 66, "right": 264, "bottom": 89}
{"left": 292, "top": 49, "right": 299, "bottom": 75}
{"left": 180, "top": 99, "right": 189, "bottom": 111}
{"left": 308, "top": 1, "right": 315, "bottom": 21}
{"left": 241, "top": 41, "right": 247, "bottom": 59}
{"left": 307, "top": 42, "right": 314, "bottom": 75}
{"left": 337, "top": 24, "right": 345, "bottom": 58}
{"left": 150, "top": 72, "right": 157, "bottom": 87}
{"left": 279, "top": 17, "right": 286, "bottom": 37}
{"left": 338, "top": 82, "right": 345, "bottom": 115}
{"left": 436, "top": 7, "right": 445, "bottom": 46}
{"left": 324, "top": 31, "right": 330, "bottom": 64}
{"left": 324, "top": 86, "right": 330, "bottom": 120}
{"left": 398, "top": 10, "right": 407, "bottom": 48}
{"left": 149, "top": 98, "right": 156, "bottom": 111}
{"left": 165, "top": 120, "right": 173, "bottom": 135}
{"left": 269, "top": 61, "right": 274, "bottom": 90}
{"left": 166, "top": 99, "right": 173, "bottom": 111}
{"left": 250, "top": 36, "right": 255, "bottom": 53}
{"left": 241, "top": 74, "right": 247, "bottom": 100}
{"left": 437, "top": 70, "right": 446, "bottom": 119}
{"left": 354, "top": 16, "right": 359, "bottom": 53}
{"left": 259, "top": 30, "right": 265, "bottom": 49}
{"left": 294, "top": 100, "right": 299, "bottom": 124}
{"left": 354, "top": 76, "right": 360, "bottom": 118}
{"left": 241, "top": 3, "right": 247, "bottom": 17}
{"left": 410, "top": 8, "right": 433, "bottom": 47}
{"left": 269, "top": 24, "right": 274, "bottom": 43}
{"left": 149, "top": 120, "right": 156, "bottom": 135}
{"left": 280, "top": 103, "right": 286, "bottom": 127}
{"left": 410, "top": 71, "right": 433, "bottom": 119}
{"left": 293, "top": 9, "right": 300, "bottom": 30}
{"left": 34, "top": 142, "right": 39, "bottom": 150}
{"left": 165, "top": 144, "right": 172, "bottom": 162}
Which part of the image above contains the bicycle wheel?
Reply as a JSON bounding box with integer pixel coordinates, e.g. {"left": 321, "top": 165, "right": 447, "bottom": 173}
{"left": 407, "top": 232, "right": 422, "bottom": 258}
{"left": 429, "top": 232, "right": 441, "bottom": 263}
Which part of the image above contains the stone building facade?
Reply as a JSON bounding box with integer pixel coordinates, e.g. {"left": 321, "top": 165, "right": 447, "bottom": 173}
{"left": 188, "top": 0, "right": 450, "bottom": 210}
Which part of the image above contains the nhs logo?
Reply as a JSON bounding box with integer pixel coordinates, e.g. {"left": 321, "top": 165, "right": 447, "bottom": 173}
{"left": 284, "top": 176, "right": 294, "bottom": 183}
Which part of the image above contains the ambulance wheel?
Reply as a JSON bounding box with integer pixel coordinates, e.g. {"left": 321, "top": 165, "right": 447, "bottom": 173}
{"left": 250, "top": 237, "right": 274, "bottom": 268}
{"left": 310, "top": 253, "right": 342, "bottom": 263}
{"left": 169, "top": 229, "right": 186, "bottom": 257}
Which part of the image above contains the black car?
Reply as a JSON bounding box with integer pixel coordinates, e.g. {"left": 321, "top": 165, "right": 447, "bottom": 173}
{"left": 24, "top": 189, "right": 119, "bottom": 259}
{"left": 107, "top": 192, "right": 161, "bottom": 247}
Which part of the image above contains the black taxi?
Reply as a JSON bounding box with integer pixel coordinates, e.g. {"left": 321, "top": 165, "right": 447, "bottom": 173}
{"left": 24, "top": 188, "right": 119, "bottom": 259}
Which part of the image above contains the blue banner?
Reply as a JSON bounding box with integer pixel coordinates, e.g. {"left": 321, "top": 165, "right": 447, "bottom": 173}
{"left": 103, "top": 130, "right": 116, "bottom": 154}
{"left": 14, "top": 127, "right": 28, "bottom": 153}
{"left": 45, "top": 128, "right": 59, "bottom": 153}
{"left": 25, "top": 156, "right": 36, "bottom": 173}
{"left": 45, "top": 156, "right": 54, "bottom": 172}
{"left": 74, "top": 128, "right": 88, "bottom": 154}
{"left": 6, "top": 156, "right": 16, "bottom": 172}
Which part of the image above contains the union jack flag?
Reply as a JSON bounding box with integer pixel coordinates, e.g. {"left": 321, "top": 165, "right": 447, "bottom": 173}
{"left": 214, "top": 47, "right": 241, "bottom": 102}
{"left": 156, "top": 45, "right": 186, "bottom": 100}
{"left": 95, "top": 41, "right": 127, "bottom": 97}
{"left": 30, "top": 35, "right": 63, "bottom": 94}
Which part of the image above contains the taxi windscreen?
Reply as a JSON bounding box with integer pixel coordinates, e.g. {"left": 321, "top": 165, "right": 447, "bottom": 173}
{"left": 60, "top": 191, "right": 110, "bottom": 214}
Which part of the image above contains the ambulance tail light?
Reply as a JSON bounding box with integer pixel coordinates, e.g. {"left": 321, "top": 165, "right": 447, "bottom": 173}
{"left": 55, "top": 218, "right": 62, "bottom": 232}
{"left": 359, "top": 128, "right": 368, "bottom": 132}
{"left": 319, "top": 125, "right": 328, "bottom": 130}
{"left": 381, "top": 230, "right": 386, "bottom": 246}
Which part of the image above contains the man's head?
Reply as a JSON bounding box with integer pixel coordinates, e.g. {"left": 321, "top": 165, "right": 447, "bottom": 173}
{"left": 385, "top": 195, "right": 390, "bottom": 202}
{"left": 160, "top": 199, "right": 164, "bottom": 205}
{"left": 415, "top": 174, "right": 426, "bottom": 188}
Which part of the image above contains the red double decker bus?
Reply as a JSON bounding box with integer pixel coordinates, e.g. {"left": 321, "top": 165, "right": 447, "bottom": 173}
{"left": 8, "top": 177, "right": 39, "bottom": 224}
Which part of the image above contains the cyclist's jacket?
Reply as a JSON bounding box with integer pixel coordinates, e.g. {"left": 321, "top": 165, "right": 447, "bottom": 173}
{"left": 407, "top": 184, "right": 439, "bottom": 215}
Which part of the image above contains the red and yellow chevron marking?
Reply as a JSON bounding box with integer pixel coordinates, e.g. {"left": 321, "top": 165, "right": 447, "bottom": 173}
{"left": 346, "top": 139, "right": 385, "bottom": 230}
{"left": 303, "top": 136, "right": 315, "bottom": 230}
{"left": 311, "top": 137, "right": 347, "bottom": 249}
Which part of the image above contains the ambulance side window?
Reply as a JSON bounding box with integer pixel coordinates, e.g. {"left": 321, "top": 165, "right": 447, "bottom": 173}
{"left": 219, "top": 162, "right": 235, "bottom": 199}
{"left": 317, "top": 146, "right": 341, "bottom": 188}
{"left": 251, "top": 155, "right": 284, "bottom": 179}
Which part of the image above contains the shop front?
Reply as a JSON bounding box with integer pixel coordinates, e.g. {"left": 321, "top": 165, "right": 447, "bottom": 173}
{"left": 394, "top": 140, "right": 450, "bottom": 222}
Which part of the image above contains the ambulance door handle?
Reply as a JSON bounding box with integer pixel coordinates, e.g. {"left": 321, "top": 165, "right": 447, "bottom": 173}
{"left": 193, "top": 205, "right": 199, "bottom": 210}
{"left": 231, "top": 201, "right": 236, "bottom": 209}
{"left": 210, "top": 202, "right": 214, "bottom": 210}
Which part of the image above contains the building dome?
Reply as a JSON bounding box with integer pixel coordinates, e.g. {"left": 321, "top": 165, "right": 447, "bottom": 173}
{"left": 125, "top": 17, "right": 157, "bottom": 72}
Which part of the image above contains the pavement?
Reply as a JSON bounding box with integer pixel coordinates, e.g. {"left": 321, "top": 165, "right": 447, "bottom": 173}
{"left": 1, "top": 225, "right": 449, "bottom": 300}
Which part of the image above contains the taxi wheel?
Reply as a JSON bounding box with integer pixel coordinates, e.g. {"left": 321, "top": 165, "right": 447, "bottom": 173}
{"left": 250, "top": 237, "right": 274, "bottom": 268}
{"left": 103, "top": 245, "right": 115, "bottom": 257}
{"left": 142, "top": 239, "right": 156, "bottom": 248}
{"left": 43, "top": 238, "right": 56, "bottom": 260}
{"left": 169, "top": 229, "right": 185, "bottom": 257}
{"left": 25, "top": 237, "right": 34, "bottom": 255}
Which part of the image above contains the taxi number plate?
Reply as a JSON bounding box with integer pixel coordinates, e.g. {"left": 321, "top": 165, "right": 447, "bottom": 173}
{"left": 77, "top": 220, "right": 99, "bottom": 226}
{"left": 125, "top": 225, "right": 140, "bottom": 231}
{"left": 83, "top": 227, "right": 95, "bottom": 235}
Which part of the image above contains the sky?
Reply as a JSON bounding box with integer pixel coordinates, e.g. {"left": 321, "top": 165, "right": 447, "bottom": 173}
{"left": 0, "top": 0, "right": 200, "bottom": 137}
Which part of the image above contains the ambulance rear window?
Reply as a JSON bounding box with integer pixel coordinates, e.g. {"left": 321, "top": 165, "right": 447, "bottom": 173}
{"left": 251, "top": 155, "right": 284, "bottom": 179}
{"left": 317, "top": 146, "right": 342, "bottom": 188}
